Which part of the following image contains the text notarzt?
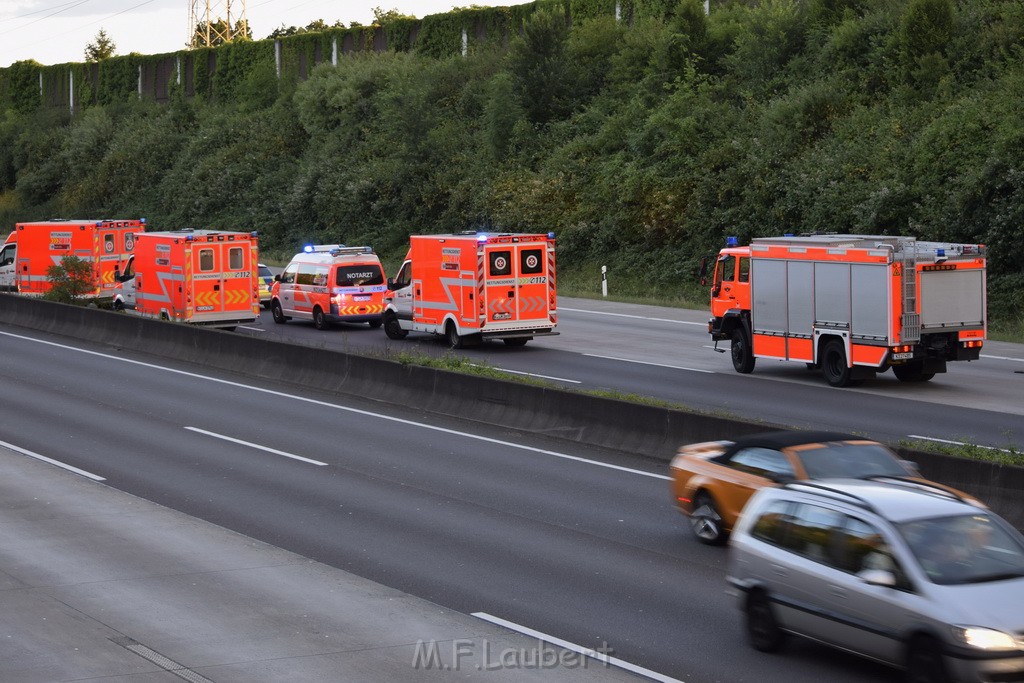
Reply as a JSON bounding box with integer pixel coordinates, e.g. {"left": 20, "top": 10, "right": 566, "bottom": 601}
{"left": 412, "top": 638, "right": 614, "bottom": 671}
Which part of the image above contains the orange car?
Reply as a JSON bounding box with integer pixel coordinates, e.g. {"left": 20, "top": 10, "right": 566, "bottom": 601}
{"left": 670, "top": 430, "right": 978, "bottom": 545}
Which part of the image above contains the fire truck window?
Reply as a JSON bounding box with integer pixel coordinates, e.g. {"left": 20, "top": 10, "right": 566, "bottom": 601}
{"left": 719, "top": 255, "right": 735, "bottom": 282}
{"left": 228, "top": 247, "right": 244, "bottom": 270}
{"left": 104, "top": 234, "right": 115, "bottom": 255}
{"left": 520, "top": 248, "right": 543, "bottom": 275}
{"left": 739, "top": 257, "right": 750, "bottom": 283}
{"left": 337, "top": 265, "right": 384, "bottom": 287}
{"left": 280, "top": 264, "right": 297, "bottom": 284}
{"left": 199, "top": 249, "right": 215, "bottom": 272}
{"left": 490, "top": 250, "right": 512, "bottom": 276}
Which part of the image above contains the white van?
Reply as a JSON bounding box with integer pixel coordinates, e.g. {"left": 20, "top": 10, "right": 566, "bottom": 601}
{"left": 270, "top": 245, "right": 387, "bottom": 330}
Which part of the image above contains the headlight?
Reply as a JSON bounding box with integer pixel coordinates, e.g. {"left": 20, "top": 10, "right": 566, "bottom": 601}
{"left": 952, "top": 626, "right": 1019, "bottom": 651}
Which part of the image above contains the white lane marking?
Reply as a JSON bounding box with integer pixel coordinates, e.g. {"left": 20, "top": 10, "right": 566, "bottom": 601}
{"left": 560, "top": 306, "right": 704, "bottom": 326}
{"left": 237, "top": 325, "right": 265, "bottom": 333}
{"left": 472, "top": 612, "right": 686, "bottom": 683}
{"left": 1, "top": 331, "right": 668, "bottom": 482}
{"left": 981, "top": 353, "right": 1024, "bottom": 363}
{"left": 584, "top": 354, "right": 714, "bottom": 374}
{"left": 0, "top": 438, "right": 106, "bottom": 481}
{"left": 469, "top": 364, "right": 582, "bottom": 384}
{"left": 907, "top": 435, "right": 1017, "bottom": 454}
{"left": 184, "top": 427, "right": 328, "bottom": 466}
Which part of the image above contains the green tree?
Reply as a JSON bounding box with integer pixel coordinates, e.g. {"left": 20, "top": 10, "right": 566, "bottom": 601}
{"left": 43, "top": 256, "right": 93, "bottom": 304}
{"left": 900, "top": 0, "right": 954, "bottom": 60}
{"left": 84, "top": 29, "right": 116, "bottom": 62}
{"left": 507, "top": 7, "right": 572, "bottom": 126}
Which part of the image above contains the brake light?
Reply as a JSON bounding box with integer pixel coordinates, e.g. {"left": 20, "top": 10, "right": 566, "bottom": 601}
{"left": 963, "top": 340, "right": 983, "bottom": 349}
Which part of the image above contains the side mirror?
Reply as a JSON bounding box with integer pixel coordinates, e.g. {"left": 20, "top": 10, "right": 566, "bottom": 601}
{"left": 386, "top": 278, "right": 395, "bottom": 290}
{"left": 899, "top": 460, "right": 920, "bottom": 475}
{"left": 857, "top": 569, "right": 896, "bottom": 588}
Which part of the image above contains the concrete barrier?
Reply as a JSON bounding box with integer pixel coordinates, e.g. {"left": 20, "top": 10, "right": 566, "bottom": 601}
{"left": 2, "top": 294, "right": 1021, "bottom": 529}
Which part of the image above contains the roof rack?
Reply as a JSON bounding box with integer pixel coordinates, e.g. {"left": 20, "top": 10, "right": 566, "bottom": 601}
{"left": 782, "top": 481, "right": 879, "bottom": 514}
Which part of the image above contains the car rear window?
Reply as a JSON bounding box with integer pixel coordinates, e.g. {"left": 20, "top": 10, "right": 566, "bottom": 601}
{"left": 797, "top": 443, "right": 909, "bottom": 479}
{"left": 336, "top": 265, "right": 383, "bottom": 287}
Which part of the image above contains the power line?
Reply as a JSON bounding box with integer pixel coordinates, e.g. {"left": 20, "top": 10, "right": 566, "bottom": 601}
{"left": 0, "top": 0, "right": 86, "bottom": 23}
{"left": 0, "top": 0, "right": 92, "bottom": 38}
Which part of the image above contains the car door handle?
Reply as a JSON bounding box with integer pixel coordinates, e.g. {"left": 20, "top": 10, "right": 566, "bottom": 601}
{"left": 770, "top": 564, "right": 787, "bottom": 577}
{"left": 828, "top": 585, "right": 847, "bottom": 598}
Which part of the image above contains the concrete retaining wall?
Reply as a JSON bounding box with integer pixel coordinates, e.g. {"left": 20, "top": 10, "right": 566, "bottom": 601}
{"left": 2, "top": 294, "right": 1021, "bottom": 529}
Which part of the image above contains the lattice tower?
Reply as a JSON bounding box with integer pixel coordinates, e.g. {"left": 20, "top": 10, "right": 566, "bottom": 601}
{"left": 188, "top": 0, "right": 248, "bottom": 48}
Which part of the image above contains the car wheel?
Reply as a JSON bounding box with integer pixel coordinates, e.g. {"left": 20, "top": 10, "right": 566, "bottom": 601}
{"left": 746, "top": 592, "right": 785, "bottom": 653}
{"left": 905, "top": 636, "right": 950, "bottom": 683}
{"left": 312, "top": 307, "right": 330, "bottom": 331}
{"left": 113, "top": 299, "right": 124, "bottom": 312}
{"left": 271, "top": 301, "right": 287, "bottom": 324}
{"left": 822, "top": 339, "right": 862, "bottom": 387}
{"left": 445, "top": 321, "right": 463, "bottom": 349}
{"left": 383, "top": 311, "right": 407, "bottom": 340}
{"left": 731, "top": 328, "right": 756, "bottom": 374}
{"left": 503, "top": 337, "right": 529, "bottom": 347}
{"left": 690, "top": 491, "right": 728, "bottom": 546}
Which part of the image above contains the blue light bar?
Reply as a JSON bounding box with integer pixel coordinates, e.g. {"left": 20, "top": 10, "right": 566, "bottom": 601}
{"left": 303, "top": 244, "right": 314, "bottom": 253}
{"left": 548, "top": 232, "right": 556, "bottom": 239}
{"left": 726, "top": 236, "right": 739, "bottom": 247}
{"left": 477, "top": 233, "right": 488, "bottom": 243}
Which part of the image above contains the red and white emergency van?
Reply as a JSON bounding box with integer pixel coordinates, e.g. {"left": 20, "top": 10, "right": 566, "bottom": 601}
{"left": 0, "top": 218, "right": 142, "bottom": 300}
{"left": 270, "top": 245, "right": 387, "bottom": 330}
{"left": 112, "top": 229, "right": 260, "bottom": 329}
{"left": 382, "top": 232, "right": 558, "bottom": 347}
{"left": 707, "top": 234, "right": 987, "bottom": 386}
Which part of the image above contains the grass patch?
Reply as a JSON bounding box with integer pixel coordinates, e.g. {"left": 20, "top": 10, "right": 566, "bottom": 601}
{"left": 899, "top": 438, "right": 1024, "bottom": 467}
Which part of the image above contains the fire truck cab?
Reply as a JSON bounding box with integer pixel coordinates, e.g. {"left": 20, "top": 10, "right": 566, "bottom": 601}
{"left": 709, "top": 234, "right": 986, "bottom": 387}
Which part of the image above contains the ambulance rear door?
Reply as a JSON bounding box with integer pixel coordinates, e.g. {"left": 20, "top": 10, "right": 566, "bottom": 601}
{"left": 482, "top": 240, "right": 550, "bottom": 326}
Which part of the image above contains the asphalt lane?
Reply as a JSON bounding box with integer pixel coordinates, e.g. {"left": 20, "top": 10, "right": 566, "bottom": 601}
{"left": 0, "top": 445, "right": 645, "bottom": 682}
{"left": 0, "top": 326, "right": 901, "bottom": 683}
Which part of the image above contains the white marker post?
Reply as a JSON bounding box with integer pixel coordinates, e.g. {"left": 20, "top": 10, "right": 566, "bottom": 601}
{"left": 601, "top": 265, "right": 608, "bottom": 297}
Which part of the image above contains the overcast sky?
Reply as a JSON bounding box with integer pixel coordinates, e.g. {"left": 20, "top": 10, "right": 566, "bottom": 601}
{"left": 0, "top": 0, "right": 521, "bottom": 67}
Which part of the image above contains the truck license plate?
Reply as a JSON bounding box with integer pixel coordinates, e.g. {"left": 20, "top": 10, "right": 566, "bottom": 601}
{"left": 892, "top": 352, "right": 914, "bottom": 360}
{"left": 353, "top": 295, "right": 370, "bottom": 302}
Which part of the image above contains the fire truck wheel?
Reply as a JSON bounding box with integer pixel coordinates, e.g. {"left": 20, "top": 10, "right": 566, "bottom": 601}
{"left": 822, "top": 339, "right": 863, "bottom": 387}
{"left": 893, "top": 362, "right": 935, "bottom": 383}
{"left": 446, "top": 322, "right": 464, "bottom": 349}
{"left": 383, "top": 311, "right": 407, "bottom": 340}
{"left": 312, "top": 307, "right": 330, "bottom": 331}
{"left": 271, "top": 301, "right": 288, "bottom": 324}
{"left": 368, "top": 318, "right": 383, "bottom": 329}
{"left": 731, "top": 328, "right": 756, "bottom": 374}
{"left": 503, "top": 338, "right": 529, "bottom": 347}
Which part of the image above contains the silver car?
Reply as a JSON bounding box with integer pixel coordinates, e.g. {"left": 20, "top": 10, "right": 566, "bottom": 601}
{"left": 727, "top": 478, "right": 1024, "bottom": 682}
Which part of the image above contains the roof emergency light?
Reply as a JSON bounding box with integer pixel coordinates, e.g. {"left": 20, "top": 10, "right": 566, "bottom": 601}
{"left": 727, "top": 236, "right": 739, "bottom": 247}
{"left": 935, "top": 248, "right": 947, "bottom": 264}
{"left": 477, "top": 233, "right": 489, "bottom": 243}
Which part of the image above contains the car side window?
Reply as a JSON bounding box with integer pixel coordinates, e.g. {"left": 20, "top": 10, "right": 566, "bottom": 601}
{"left": 392, "top": 261, "right": 411, "bottom": 289}
{"left": 751, "top": 501, "right": 796, "bottom": 546}
{"left": 842, "top": 517, "right": 912, "bottom": 590}
{"left": 784, "top": 503, "right": 844, "bottom": 563}
{"left": 728, "top": 448, "right": 795, "bottom": 480}
{"left": 280, "top": 264, "right": 298, "bottom": 284}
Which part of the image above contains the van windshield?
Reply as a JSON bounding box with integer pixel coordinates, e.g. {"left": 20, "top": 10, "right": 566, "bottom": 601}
{"left": 336, "top": 265, "right": 383, "bottom": 287}
{"left": 898, "top": 513, "right": 1024, "bottom": 585}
